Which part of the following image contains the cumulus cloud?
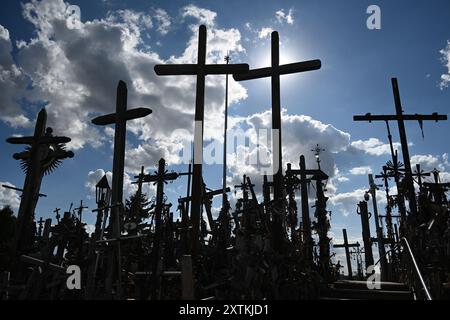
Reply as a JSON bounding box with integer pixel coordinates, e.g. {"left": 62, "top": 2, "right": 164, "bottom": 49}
{"left": 225, "top": 109, "right": 351, "bottom": 194}
{"left": 275, "top": 9, "right": 294, "bottom": 25}
{"left": 154, "top": 8, "right": 171, "bottom": 35}
{"left": 410, "top": 154, "right": 450, "bottom": 183}
{"left": 1, "top": 0, "right": 247, "bottom": 172}
{"left": 439, "top": 40, "right": 450, "bottom": 90}
{"left": 0, "top": 182, "right": 21, "bottom": 210}
{"left": 329, "top": 188, "right": 368, "bottom": 217}
{"left": 349, "top": 166, "right": 372, "bottom": 175}
{"left": 258, "top": 27, "right": 273, "bottom": 39}
{"left": 410, "top": 154, "right": 442, "bottom": 171}
{"left": 0, "top": 24, "right": 30, "bottom": 127}
{"left": 350, "top": 138, "right": 400, "bottom": 156}
{"left": 182, "top": 4, "right": 217, "bottom": 27}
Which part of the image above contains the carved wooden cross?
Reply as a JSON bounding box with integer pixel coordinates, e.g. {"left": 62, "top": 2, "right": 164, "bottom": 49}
{"left": 233, "top": 31, "right": 321, "bottom": 205}
{"left": 91, "top": 80, "right": 152, "bottom": 299}
{"left": 7, "top": 108, "right": 73, "bottom": 256}
{"left": 354, "top": 78, "right": 447, "bottom": 222}
{"left": 154, "top": 25, "right": 249, "bottom": 256}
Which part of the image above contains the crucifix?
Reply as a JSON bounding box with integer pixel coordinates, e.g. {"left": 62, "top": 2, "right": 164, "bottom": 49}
{"left": 91, "top": 80, "right": 152, "bottom": 299}
{"left": 354, "top": 78, "right": 447, "bottom": 224}
{"left": 154, "top": 25, "right": 249, "bottom": 256}
{"left": 6, "top": 108, "right": 74, "bottom": 257}
{"left": 233, "top": 31, "right": 321, "bottom": 210}
{"left": 333, "top": 229, "right": 360, "bottom": 279}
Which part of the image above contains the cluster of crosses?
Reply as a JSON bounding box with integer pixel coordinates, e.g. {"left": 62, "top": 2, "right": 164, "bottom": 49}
{"left": 1, "top": 24, "right": 449, "bottom": 301}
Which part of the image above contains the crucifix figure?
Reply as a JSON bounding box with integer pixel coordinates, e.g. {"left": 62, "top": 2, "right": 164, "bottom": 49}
{"left": 233, "top": 31, "right": 321, "bottom": 210}
{"left": 154, "top": 25, "right": 249, "bottom": 256}
{"left": 354, "top": 78, "right": 447, "bottom": 224}
{"left": 333, "top": 229, "right": 360, "bottom": 279}
{"left": 91, "top": 80, "right": 152, "bottom": 299}
{"left": 7, "top": 108, "right": 74, "bottom": 256}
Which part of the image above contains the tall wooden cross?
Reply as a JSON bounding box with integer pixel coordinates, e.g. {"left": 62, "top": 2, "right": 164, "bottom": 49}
{"left": 285, "top": 154, "right": 329, "bottom": 265}
{"left": 7, "top": 108, "right": 73, "bottom": 256}
{"left": 233, "top": 31, "right": 321, "bottom": 206}
{"left": 91, "top": 80, "right": 152, "bottom": 299}
{"left": 354, "top": 78, "right": 447, "bottom": 223}
{"left": 356, "top": 200, "right": 374, "bottom": 270}
{"left": 368, "top": 174, "right": 388, "bottom": 280}
{"left": 154, "top": 25, "right": 249, "bottom": 256}
{"left": 333, "top": 229, "right": 360, "bottom": 279}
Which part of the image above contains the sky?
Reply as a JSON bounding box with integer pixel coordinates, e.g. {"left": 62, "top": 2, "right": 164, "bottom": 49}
{"left": 0, "top": 0, "right": 449, "bottom": 274}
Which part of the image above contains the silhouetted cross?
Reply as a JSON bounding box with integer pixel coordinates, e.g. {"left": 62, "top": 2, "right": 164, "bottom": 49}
{"left": 154, "top": 25, "right": 249, "bottom": 256}
{"left": 233, "top": 31, "right": 321, "bottom": 204}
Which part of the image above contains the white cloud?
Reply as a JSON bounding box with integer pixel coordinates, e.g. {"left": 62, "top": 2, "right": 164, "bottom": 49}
{"left": 410, "top": 154, "right": 439, "bottom": 170}
{"left": 0, "top": 24, "right": 30, "bottom": 127}
{"left": 0, "top": 182, "right": 21, "bottom": 210}
{"left": 350, "top": 138, "right": 400, "bottom": 156}
{"left": 410, "top": 154, "right": 450, "bottom": 183}
{"left": 275, "top": 8, "right": 294, "bottom": 25}
{"left": 439, "top": 40, "right": 450, "bottom": 90}
{"left": 0, "top": 25, "right": 9, "bottom": 41}
{"left": 258, "top": 27, "right": 273, "bottom": 39}
{"left": 182, "top": 4, "right": 217, "bottom": 27}
{"left": 225, "top": 109, "right": 351, "bottom": 194}
{"left": 329, "top": 188, "right": 368, "bottom": 217}
{"left": 154, "top": 8, "right": 171, "bottom": 35}
{"left": 1, "top": 0, "right": 247, "bottom": 174}
{"left": 349, "top": 166, "right": 372, "bottom": 175}
{"left": 86, "top": 169, "right": 113, "bottom": 194}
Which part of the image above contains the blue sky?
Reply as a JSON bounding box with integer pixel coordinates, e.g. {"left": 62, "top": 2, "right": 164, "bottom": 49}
{"left": 0, "top": 0, "right": 449, "bottom": 273}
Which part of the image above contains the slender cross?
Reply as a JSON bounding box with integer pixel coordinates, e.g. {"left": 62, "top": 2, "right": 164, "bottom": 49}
{"left": 375, "top": 167, "right": 397, "bottom": 252}
{"left": 357, "top": 200, "right": 374, "bottom": 270}
{"left": 333, "top": 229, "right": 360, "bottom": 279}
{"left": 74, "top": 200, "right": 88, "bottom": 223}
{"left": 354, "top": 78, "right": 447, "bottom": 223}
{"left": 7, "top": 108, "right": 73, "bottom": 256}
{"left": 154, "top": 25, "right": 249, "bottom": 256}
{"left": 368, "top": 174, "right": 388, "bottom": 280}
{"left": 233, "top": 31, "right": 321, "bottom": 206}
{"left": 91, "top": 80, "right": 152, "bottom": 299}
{"left": 53, "top": 208, "right": 61, "bottom": 223}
